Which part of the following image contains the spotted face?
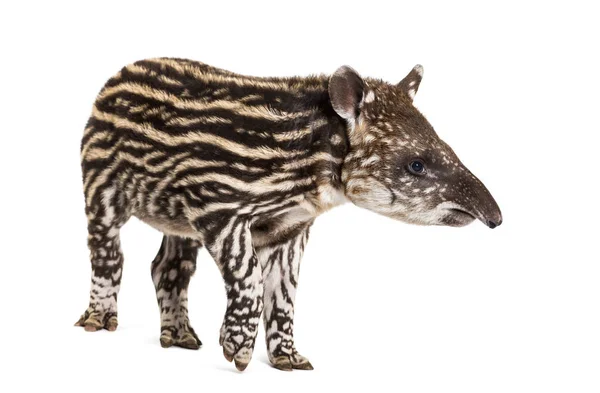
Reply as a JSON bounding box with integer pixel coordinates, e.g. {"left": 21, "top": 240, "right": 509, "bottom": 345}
{"left": 330, "top": 65, "right": 502, "bottom": 228}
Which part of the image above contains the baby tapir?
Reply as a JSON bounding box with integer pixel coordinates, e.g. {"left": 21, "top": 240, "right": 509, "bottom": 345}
{"left": 76, "top": 58, "right": 502, "bottom": 371}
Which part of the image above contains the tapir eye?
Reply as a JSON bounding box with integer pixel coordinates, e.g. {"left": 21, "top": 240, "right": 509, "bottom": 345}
{"left": 408, "top": 159, "right": 426, "bottom": 175}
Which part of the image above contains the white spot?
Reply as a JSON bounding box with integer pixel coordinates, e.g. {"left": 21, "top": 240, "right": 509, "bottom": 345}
{"left": 361, "top": 155, "right": 381, "bottom": 166}
{"left": 112, "top": 268, "right": 122, "bottom": 282}
{"left": 364, "top": 90, "right": 375, "bottom": 103}
{"left": 181, "top": 260, "right": 195, "bottom": 272}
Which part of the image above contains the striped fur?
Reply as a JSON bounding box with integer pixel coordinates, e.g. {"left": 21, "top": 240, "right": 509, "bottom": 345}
{"left": 76, "top": 58, "right": 502, "bottom": 371}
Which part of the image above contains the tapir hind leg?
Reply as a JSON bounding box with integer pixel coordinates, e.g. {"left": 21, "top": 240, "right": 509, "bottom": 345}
{"left": 75, "top": 186, "right": 129, "bottom": 332}
{"left": 151, "top": 235, "right": 202, "bottom": 349}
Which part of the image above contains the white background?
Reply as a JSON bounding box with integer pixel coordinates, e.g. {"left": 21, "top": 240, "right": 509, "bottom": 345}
{"left": 1, "top": 1, "right": 598, "bottom": 392}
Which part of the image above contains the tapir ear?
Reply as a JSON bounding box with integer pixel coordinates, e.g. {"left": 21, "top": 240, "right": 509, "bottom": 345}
{"left": 397, "top": 64, "right": 424, "bottom": 100}
{"left": 329, "top": 65, "right": 365, "bottom": 120}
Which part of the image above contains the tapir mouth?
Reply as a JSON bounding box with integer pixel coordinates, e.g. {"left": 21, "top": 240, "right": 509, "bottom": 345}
{"left": 445, "top": 207, "right": 502, "bottom": 229}
{"left": 444, "top": 208, "right": 477, "bottom": 227}
{"left": 448, "top": 208, "right": 476, "bottom": 220}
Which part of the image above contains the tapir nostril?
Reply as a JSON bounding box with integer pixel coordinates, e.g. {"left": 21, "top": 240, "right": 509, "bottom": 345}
{"left": 487, "top": 219, "right": 502, "bottom": 229}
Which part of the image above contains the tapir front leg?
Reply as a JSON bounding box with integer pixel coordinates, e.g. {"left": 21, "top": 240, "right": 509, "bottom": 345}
{"left": 205, "top": 217, "right": 264, "bottom": 371}
{"left": 258, "top": 225, "right": 313, "bottom": 371}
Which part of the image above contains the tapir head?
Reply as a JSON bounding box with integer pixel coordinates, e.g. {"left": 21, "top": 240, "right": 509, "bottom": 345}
{"left": 330, "top": 64, "right": 502, "bottom": 228}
